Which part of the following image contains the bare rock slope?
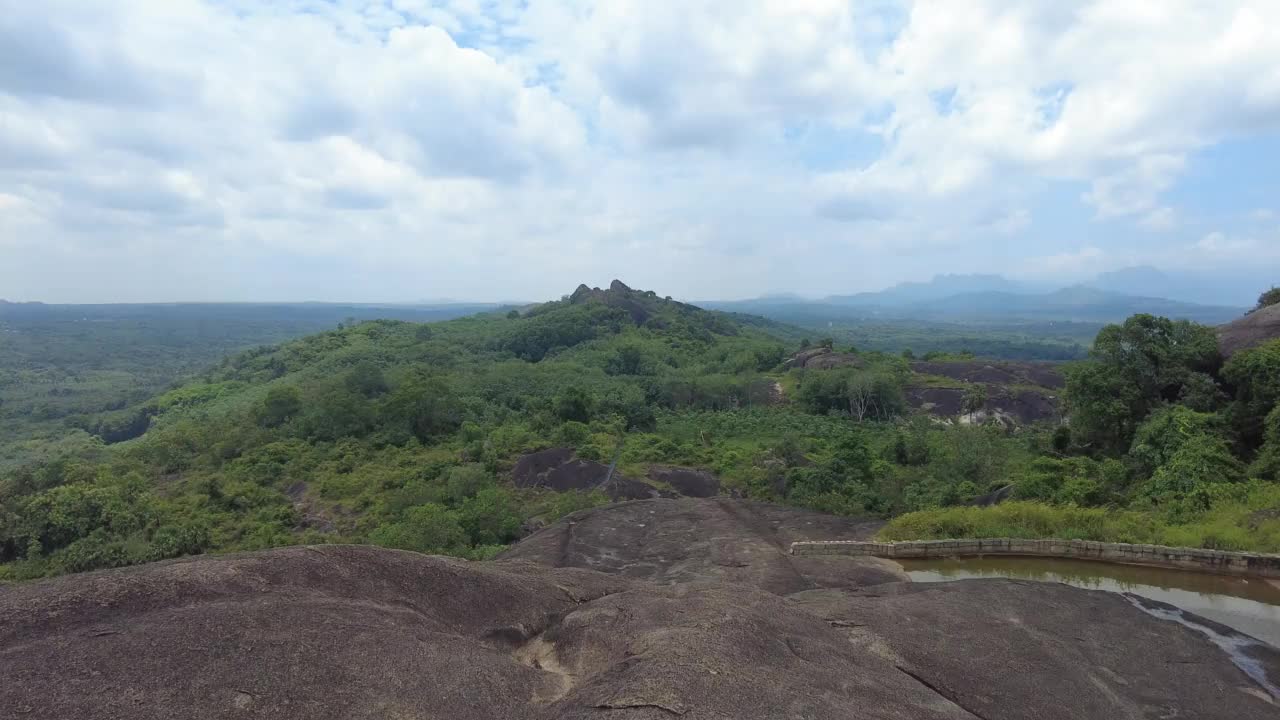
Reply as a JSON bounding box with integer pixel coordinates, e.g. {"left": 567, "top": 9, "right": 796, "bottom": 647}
{"left": 498, "top": 497, "right": 903, "bottom": 594}
{"left": 1219, "top": 303, "right": 1280, "bottom": 357}
{"left": 3, "top": 499, "right": 1278, "bottom": 719}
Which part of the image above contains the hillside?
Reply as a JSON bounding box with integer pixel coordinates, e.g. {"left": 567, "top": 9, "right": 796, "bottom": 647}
{"left": 1220, "top": 303, "right": 1280, "bottom": 358}
{"left": 0, "top": 281, "right": 815, "bottom": 578}
{"left": 0, "top": 300, "right": 509, "bottom": 469}
{"left": 4, "top": 281, "right": 1280, "bottom": 584}
{"left": 4, "top": 503, "right": 1278, "bottom": 719}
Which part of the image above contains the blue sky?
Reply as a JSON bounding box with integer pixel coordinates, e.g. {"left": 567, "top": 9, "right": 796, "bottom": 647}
{"left": 0, "top": 0, "right": 1277, "bottom": 304}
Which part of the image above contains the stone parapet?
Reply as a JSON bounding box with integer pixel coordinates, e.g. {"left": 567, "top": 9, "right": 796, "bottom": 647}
{"left": 789, "top": 539, "right": 1280, "bottom": 578}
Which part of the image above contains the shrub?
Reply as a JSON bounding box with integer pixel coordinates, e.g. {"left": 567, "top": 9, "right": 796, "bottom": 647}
{"left": 368, "top": 503, "right": 467, "bottom": 554}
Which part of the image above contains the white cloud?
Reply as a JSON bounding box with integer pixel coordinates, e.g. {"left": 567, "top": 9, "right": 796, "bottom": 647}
{"left": 1020, "top": 246, "right": 1107, "bottom": 278}
{"left": 1, "top": 1, "right": 1279, "bottom": 301}
{"left": 986, "top": 209, "right": 1032, "bottom": 236}
{"left": 1196, "top": 231, "right": 1257, "bottom": 254}
{"left": 1081, "top": 155, "right": 1185, "bottom": 219}
{"left": 1138, "top": 207, "right": 1177, "bottom": 231}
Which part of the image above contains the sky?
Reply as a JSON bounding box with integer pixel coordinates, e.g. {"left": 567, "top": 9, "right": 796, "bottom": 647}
{"left": 1, "top": 0, "right": 1279, "bottom": 304}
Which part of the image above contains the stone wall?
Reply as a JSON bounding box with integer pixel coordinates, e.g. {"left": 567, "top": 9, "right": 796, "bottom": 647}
{"left": 789, "top": 539, "right": 1280, "bottom": 578}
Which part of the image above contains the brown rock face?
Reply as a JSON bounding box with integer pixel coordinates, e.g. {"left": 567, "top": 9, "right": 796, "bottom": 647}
{"left": 647, "top": 465, "right": 720, "bottom": 498}
{"left": 1219, "top": 303, "right": 1280, "bottom": 358}
{"left": 513, "top": 451, "right": 730, "bottom": 501}
{"left": 905, "top": 385, "right": 1060, "bottom": 425}
{"left": 499, "top": 498, "right": 903, "bottom": 595}
{"left": 910, "top": 360, "right": 1065, "bottom": 389}
{"left": 793, "top": 579, "right": 1280, "bottom": 720}
{"left": 3, "top": 500, "right": 1278, "bottom": 719}
{"left": 511, "top": 447, "right": 660, "bottom": 501}
{"left": 784, "top": 347, "right": 864, "bottom": 370}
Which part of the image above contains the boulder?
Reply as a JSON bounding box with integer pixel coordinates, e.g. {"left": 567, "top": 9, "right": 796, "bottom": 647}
{"left": 512, "top": 447, "right": 657, "bottom": 501}
{"left": 647, "top": 465, "right": 720, "bottom": 498}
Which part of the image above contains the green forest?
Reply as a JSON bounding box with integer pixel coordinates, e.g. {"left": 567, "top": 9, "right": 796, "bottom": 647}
{"left": 2, "top": 283, "right": 1279, "bottom": 581}
{"left": 0, "top": 301, "right": 501, "bottom": 470}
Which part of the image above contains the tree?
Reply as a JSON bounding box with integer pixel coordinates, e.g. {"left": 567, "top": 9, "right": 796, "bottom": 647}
{"left": 1249, "top": 405, "right": 1280, "bottom": 479}
{"left": 961, "top": 385, "right": 988, "bottom": 423}
{"left": 256, "top": 386, "right": 301, "bottom": 428}
{"left": 1254, "top": 287, "right": 1280, "bottom": 313}
{"left": 554, "top": 386, "right": 594, "bottom": 423}
{"left": 796, "top": 368, "right": 904, "bottom": 420}
{"left": 1222, "top": 339, "right": 1280, "bottom": 451}
{"left": 386, "top": 377, "right": 463, "bottom": 443}
{"left": 1065, "top": 314, "right": 1220, "bottom": 453}
{"left": 605, "top": 343, "right": 651, "bottom": 376}
{"left": 301, "top": 385, "right": 376, "bottom": 441}
{"left": 345, "top": 361, "right": 388, "bottom": 398}
{"left": 445, "top": 464, "right": 493, "bottom": 502}
{"left": 1138, "top": 434, "right": 1245, "bottom": 514}
{"left": 1015, "top": 456, "right": 1124, "bottom": 506}
{"left": 457, "top": 487, "right": 522, "bottom": 545}
{"left": 787, "top": 432, "right": 878, "bottom": 514}
{"left": 1128, "top": 406, "right": 1224, "bottom": 479}
{"left": 368, "top": 504, "right": 467, "bottom": 554}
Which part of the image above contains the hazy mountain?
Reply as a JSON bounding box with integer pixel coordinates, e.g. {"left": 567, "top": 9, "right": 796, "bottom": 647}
{"left": 905, "top": 285, "right": 1243, "bottom": 324}
{"left": 701, "top": 283, "right": 1245, "bottom": 329}
{"left": 1087, "top": 266, "right": 1275, "bottom": 307}
{"left": 824, "top": 273, "right": 1024, "bottom": 306}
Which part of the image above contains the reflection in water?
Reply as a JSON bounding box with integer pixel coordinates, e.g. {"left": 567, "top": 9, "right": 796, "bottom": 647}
{"left": 898, "top": 556, "right": 1280, "bottom": 648}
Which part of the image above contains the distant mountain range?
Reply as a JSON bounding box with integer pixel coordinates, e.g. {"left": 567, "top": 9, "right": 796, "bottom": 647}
{"left": 823, "top": 274, "right": 1024, "bottom": 306}
{"left": 699, "top": 270, "right": 1250, "bottom": 325}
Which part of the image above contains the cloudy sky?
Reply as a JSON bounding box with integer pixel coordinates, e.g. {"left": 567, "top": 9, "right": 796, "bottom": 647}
{"left": 2, "top": 0, "right": 1278, "bottom": 303}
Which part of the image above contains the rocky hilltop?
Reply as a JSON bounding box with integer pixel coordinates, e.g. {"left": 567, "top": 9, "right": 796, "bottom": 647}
{"left": 1219, "top": 303, "right": 1280, "bottom": 358}
{"left": 5, "top": 498, "right": 1279, "bottom": 719}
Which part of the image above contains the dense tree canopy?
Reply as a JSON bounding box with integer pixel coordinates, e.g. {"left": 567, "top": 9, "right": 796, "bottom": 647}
{"left": 1065, "top": 314, "right": 1222, "bottom": 453}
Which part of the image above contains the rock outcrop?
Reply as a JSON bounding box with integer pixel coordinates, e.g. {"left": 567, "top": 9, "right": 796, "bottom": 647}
{"left": 511, "top": 447, "right": 659, "bottom": 501}
{"left": 1219, "top": 303, "right": 1280, "bottom": 358}
{"left": 512, "top": 449, "right": 727, "bottom": 502}
{"left": 646, "top": 465, "right": 720, "bottom": 498}
{"left": 499, "top": 498, "right": 904, "bottom": 595}
{"left": 909, "top": 360, "right": 1065, "bottom": 389}
{"left": 905, "top": 386, "right": 1060, "bottom": 426}
{"left": 784, "top": 347, "right": 864, "bottom": 370}
{"left": 3, "top": 499, "right": 1278, "bottom": 719}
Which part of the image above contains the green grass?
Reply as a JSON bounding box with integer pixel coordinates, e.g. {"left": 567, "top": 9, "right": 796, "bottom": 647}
{"left": 879, "top": 484, "right": 1280, "bottom": 553}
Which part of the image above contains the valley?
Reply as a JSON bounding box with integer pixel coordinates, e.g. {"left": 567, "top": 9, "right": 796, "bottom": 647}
{"left": 3, "top": 280, "right": 1279, "bottom": 584}
{"left": 3, "top": 279, "right": 1280, "bottom": 718}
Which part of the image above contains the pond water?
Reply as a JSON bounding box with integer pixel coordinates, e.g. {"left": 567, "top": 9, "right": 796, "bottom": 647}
{"left": 897, "top": 556, "right": 1280, "bottom": 647}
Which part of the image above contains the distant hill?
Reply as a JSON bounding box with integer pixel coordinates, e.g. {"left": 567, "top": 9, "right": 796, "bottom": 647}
{"left": 824, "top": 273, "right": 1024, "bottom": 306}
{"left": 1087, "top": 265, "right": 1274, "bottom": 307}
{"left": 700, "top": 283, "right": 1245, "bottom": 345}
{"left": 1089, "top": 266, "right": 1172, "bottom": 296}
{"left": 903, "top": 286, "right": 1244, "bottom": 324}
